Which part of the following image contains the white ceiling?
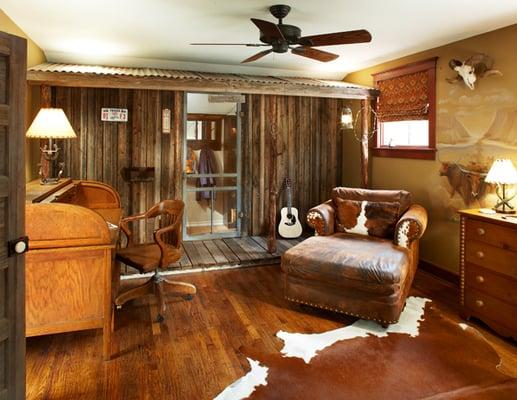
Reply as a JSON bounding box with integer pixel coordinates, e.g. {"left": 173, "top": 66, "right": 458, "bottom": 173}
{"left": 3, "top": 1, "right": 517, "bottom": 79}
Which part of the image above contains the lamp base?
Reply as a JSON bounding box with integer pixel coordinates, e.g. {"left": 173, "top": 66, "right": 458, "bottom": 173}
{"left": 39, "top": 177, "right": 61, "bottom": 185}
{"left": 494, "top": 208, "right": 516, "bottom": 214}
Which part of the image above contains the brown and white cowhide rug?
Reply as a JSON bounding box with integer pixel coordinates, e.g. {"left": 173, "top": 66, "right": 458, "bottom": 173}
{"left": 214, "top": 297, "right": 517, "bottom": 399}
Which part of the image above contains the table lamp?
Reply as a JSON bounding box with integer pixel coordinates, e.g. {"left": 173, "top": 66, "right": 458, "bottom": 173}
{"left": 485, "top": 158, "right": 517, "bottom": 214}
{"left": 26, "top": 107, "right": 77, "bottom": 185}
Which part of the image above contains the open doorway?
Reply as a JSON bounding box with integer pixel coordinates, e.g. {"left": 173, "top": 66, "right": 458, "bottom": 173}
{"left": 182, "top": 93, "right": 242, "bottom": 240}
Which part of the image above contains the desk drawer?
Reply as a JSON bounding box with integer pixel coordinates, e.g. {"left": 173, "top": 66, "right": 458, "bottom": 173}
{"left": 465, "top": 263, "right": 517, "bottom": 305}
{"left": 465, "top": 218, "right": 517, "bottom": 251}
{"left": 466, "top": 240, "right": 517, "bottom": 279}
{"left": 464, "top": 287, "right": 517, "bottom": 333}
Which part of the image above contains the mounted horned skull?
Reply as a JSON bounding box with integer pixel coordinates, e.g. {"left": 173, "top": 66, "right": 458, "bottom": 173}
{"left": 447, "top": 54, "right": 502, "bottom": 90}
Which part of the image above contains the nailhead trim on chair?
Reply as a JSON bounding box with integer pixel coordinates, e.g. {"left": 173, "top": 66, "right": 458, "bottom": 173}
{"left": 285, "top": 296, "right": 398, "bottom": 325}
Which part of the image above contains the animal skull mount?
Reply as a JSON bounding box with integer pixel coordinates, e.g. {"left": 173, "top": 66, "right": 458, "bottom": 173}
{"left": 447, "top": 54, "right": 502, "bottom": 90}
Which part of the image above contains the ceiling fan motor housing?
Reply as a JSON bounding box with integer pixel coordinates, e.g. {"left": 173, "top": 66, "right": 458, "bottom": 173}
{"left": 260, "top": 24, "right": 301, "bottom": 51}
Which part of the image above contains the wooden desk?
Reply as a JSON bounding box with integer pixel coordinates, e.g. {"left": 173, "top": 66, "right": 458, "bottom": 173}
{"left": 25, "top": 179, "right": 122, "bottom": 360}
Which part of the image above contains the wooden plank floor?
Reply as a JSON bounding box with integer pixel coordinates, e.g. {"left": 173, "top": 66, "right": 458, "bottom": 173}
{"left": 25, "top": 266, "right": 517, "bottom": 400}
{"left": 123, "top": 236, "right": 306, "bottom": 274}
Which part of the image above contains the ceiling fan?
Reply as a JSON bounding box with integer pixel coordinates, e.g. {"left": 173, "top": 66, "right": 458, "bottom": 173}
{"left": 191, "top": 4, "right": 372, "bottom": 63}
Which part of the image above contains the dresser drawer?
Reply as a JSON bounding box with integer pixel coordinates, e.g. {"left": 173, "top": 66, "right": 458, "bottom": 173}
{"left": 464, "top": 288, "right": 517, "bottom": 333}
{"left": 465, "top": 218, "right": 517, "bottom": 252}
{"left": 466, "top": 240, "right": 517, "bottom": 279}
{"left": 465, "top": 263, "right": 517, "bottom": 305}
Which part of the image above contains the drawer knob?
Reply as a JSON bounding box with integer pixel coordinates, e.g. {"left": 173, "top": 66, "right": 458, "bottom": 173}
{"left": 476, "top": 275, "right": 485, "bottom": 283}
{"left": 476, "top": 251, "right": 485, "bottom": 259}
{"left": 475, "top": 299, "right": 484, "bottom": 308}
{"left": 476, "top": 228, "right": 485, "bottom": 236}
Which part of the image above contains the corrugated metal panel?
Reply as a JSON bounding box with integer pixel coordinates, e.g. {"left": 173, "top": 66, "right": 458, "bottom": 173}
{"left": 28, "top": 62, "right": 370, "bottom": 90}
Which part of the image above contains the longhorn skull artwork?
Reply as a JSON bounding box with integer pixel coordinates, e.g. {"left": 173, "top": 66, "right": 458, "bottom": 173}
{"left": 447, "top": 54, "right": 502, "bottom": 90}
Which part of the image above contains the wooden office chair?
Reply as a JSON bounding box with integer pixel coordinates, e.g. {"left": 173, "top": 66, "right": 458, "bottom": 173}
{"left": 114, "top": 200, "right": 196, "bottom": 322}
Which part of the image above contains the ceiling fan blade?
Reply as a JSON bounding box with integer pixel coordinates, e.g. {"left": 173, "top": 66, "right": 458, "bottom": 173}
{"left": 190, "top": 43, "right": 269, "bottom": 47}
{"left": 241, "top": 49, "right": 273, "bottom": 64}
{"left": 251, "top": 18, "right": 285, "bottom": 42}
{"left": 299, "top": 29, "right": 372, "bottom": 47}
{"left": 291, "top": 46, "right": 339, "bottom": 62}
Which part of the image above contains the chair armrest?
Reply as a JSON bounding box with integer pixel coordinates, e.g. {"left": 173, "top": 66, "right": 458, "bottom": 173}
{"left": 119, "top": 213, "right": 147, "bottom": 246}
{"left": 306, "top": 200, "right": 335, "bottom": 236}
{"left": 394, "top": 204, "right": 428, "bottom": 248}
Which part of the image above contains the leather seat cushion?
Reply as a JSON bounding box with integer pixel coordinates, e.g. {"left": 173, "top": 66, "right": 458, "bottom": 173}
{"left": 116, "top": 243, "right": 181, "bottom": 272}
{"left": 281, "top": 233, "right": 410, "bottom": 286}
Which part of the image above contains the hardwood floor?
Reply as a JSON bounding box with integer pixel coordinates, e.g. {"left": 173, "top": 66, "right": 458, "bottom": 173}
{"left": 26, "top": 266, "right": 517, "bottom": 400}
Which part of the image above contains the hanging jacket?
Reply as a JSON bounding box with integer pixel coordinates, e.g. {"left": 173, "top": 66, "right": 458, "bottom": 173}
{"left": 196, "top": 147, "right": 217, "bottom": 201}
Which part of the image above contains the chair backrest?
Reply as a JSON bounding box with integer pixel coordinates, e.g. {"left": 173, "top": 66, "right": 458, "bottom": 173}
{"left": 147, "top": 199, "right": 184, "bottom": 248}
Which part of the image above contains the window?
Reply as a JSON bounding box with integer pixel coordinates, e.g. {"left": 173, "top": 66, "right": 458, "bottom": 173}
{"left": 372, "top": 58, "right": 437, "bottom": 160}
{"left": 380, "top": 120, "right": 429, "bottom": 147}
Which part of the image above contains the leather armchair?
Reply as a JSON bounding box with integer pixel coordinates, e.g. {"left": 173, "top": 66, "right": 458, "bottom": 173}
{"left": 282, "top": 187, "right": 428, "bottom": 325}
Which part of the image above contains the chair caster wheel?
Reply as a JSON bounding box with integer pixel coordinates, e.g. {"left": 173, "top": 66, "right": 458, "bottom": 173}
{"left": 156, "top": 314, "right": 164, "bottom": 323}
{"left": 183, "top": 294, "right": 194, "bottom": 301}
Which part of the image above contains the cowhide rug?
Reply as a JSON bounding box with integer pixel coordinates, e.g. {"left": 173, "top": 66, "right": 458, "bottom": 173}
{"left": 214, "top": 297, "right": 517, "bottom": 400}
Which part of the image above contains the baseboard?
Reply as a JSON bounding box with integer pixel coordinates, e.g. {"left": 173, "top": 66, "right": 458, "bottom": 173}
{"left": 419, "top": 259, "right": 459, "bottom": 287}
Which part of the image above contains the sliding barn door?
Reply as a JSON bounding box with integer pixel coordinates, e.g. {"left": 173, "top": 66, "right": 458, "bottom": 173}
{"left": 0, "top": 31, "right": 27, "bottom": 400}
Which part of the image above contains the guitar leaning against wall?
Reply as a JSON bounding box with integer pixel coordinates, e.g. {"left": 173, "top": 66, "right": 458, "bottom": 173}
{"left": 278, "top": 178, "right": 303, "bottom": 239}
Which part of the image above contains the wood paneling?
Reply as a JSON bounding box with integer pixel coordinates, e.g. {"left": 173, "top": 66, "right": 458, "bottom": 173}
{"left": 53, "top": 87, "right": 183, "bottom": 242}
{"left": 51, "top": 88, "right": 345, "bottom": 240}
{"left": 243, "top": 94, "right": 345, "bottom": 236}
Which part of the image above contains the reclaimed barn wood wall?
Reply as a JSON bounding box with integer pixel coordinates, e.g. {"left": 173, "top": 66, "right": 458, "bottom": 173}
{"left": 242, "top": 94, "right": 345, "bottom": 236}
{"left": 52, "top": 87, "right": 184, "bottom": 241}
{"left": 49, "top": 87, "right": 345, "bottom": 239}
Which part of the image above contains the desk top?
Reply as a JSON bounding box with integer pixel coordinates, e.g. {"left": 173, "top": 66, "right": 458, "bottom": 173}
{"left": 26, "top": 179, "right": 122, "bottom": 246}
{"left": 26, "top": 178, "right": 73, "bottom": 203}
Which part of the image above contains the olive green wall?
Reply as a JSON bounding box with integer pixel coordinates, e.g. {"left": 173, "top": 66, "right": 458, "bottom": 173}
{"left": 345, "top": 24, "right": 517, "bottom": 274}
{"left": 0, "top": 9, "right": 47, "bottom": 181}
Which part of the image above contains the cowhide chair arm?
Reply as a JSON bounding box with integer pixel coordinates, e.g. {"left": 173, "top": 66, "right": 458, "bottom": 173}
{"left": 394, "top": 204, "right": 428, "bottom": 248}
{"left": 307, "top": 200, "right": 335, "bottom": 236}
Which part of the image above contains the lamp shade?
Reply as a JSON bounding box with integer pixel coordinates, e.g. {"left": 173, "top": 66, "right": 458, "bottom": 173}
{"left": 26, "top": 108, "right": 77, "bottom": 139}
{"left": 485, "top": 159, "right": 517, "bottom": 184}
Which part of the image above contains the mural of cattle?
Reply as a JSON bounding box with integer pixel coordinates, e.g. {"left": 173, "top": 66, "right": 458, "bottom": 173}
{"left": 439, "top": 161, "right": 488, "bottom": 206}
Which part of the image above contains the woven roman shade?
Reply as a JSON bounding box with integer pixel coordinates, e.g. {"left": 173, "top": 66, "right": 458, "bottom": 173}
{"left": 376, "top": 70, "right": 429, "bottom": 122}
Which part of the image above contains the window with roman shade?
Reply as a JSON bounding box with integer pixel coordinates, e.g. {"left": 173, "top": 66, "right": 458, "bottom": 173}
{"left": 372, "top": 58, "right": 437, "bottom": 160}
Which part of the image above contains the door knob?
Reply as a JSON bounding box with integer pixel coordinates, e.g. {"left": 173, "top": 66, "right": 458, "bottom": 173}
{"left": 476, "top": 251, "right": 484, "bottom": 259}
{"left": 8, "top": 236, "right": 29, "bottom": 257}
{"left": 476, "top": 228, "right": 485, "bottom": 236}
{"left": 475, "top": 299, "right": 484, "bottom": 308}
{"left": 476, "top": 275, "right": 485, "bottom": 283}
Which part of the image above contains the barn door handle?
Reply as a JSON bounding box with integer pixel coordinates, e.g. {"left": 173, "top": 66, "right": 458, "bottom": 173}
{"left": 8, "top": 236, "right": 29, "bottom": 257}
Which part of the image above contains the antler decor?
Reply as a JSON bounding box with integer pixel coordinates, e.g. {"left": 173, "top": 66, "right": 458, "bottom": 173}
{"left": 447, "top": 53, "right": 502, "bottom": 90}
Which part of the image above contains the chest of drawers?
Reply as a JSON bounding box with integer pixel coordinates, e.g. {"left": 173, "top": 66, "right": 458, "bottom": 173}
{"left": 459, "top": 209, "right": 517, "bottom": 339}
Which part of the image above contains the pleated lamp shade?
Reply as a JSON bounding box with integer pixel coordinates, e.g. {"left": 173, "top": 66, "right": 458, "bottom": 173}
{"left": 485, "top": 159, "right": 517, "bottom": 185}
{"left": 26, "top": 108, "right": 77, "bottom": 139}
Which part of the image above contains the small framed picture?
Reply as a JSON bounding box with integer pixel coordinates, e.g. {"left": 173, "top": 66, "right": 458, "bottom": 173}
{"left": 162, "top": 108, "right": 171, "bottom": 134}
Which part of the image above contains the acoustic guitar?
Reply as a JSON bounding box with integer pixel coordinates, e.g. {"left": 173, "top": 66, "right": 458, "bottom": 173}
{"left": 278, "top": 178, "right": 303, "bottom": 239}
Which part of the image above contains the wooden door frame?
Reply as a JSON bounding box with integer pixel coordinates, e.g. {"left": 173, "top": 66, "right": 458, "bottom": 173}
{"left": 182, "top": 92, "right": 243, "bottom": 241}
{"left": 0, "top": 30, "right": 27, "bottom": 400}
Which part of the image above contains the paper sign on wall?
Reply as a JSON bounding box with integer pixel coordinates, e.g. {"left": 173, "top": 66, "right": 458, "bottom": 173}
{"left": 101, "top": 108, "right": 128, "bottom": 122}
{"left": 162, "top": 108, "right": 171, "bottom": 134}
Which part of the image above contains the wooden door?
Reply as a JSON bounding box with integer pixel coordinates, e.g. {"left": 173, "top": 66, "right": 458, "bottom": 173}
{"left": 0, "top": 31, "right": 27, "bottom": 400}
